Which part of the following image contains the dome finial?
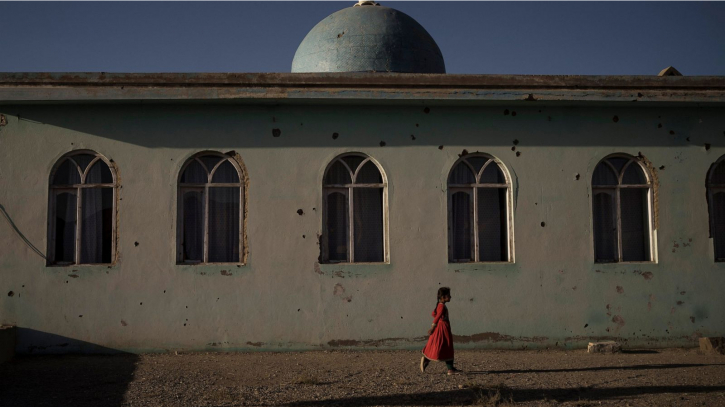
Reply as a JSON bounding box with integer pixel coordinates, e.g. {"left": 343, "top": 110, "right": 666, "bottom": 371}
{"left": 354, "top": 1, "right": 380, "bottom": 6}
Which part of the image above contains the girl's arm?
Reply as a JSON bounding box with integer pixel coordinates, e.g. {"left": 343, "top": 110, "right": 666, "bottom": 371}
{"left": 427, "top": 303, "right": 444, "bottom": 335}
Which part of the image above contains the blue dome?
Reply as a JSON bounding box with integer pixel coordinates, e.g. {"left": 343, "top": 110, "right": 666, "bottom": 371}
{"left": 291, "top": 3, "right": 446, "bottom": 74}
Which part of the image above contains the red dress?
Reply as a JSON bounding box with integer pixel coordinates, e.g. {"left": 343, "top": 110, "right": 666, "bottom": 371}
{"left": 422, "top": 303, "right": 454, "bottom": 361}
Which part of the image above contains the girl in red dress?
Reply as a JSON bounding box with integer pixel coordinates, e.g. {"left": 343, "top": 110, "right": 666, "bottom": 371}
{"left": 420, "top": 287, "right": 461, "bottom": 375}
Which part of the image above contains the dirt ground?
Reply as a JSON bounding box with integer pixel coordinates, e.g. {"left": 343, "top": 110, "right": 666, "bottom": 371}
{"left": 1, "top": 348, "right": 724, "bottom": 406}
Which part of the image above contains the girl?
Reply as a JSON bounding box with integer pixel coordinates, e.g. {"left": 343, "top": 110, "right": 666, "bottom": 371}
{"left": 420, "top": 287, "right": 461, "bottom": 375}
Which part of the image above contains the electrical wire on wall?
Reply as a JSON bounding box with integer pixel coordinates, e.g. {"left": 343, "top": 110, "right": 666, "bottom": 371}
{"left": 0, "top": 204, "right": 47, "bottom": 260}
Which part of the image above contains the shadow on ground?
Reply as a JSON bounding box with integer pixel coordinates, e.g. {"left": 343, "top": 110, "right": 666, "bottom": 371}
{"left": 0, "top": 329, "right": 137, "bottom": 407}
{"left": 285, "top": 384, "right": 725, "bottom": 406}
{"left": 469, "top": 363, "right": 725, "bottom": 375}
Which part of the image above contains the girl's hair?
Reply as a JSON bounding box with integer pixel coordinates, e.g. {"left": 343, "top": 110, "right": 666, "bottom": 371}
{"left": 434, "top": 287, "right": 451, "bottom": 313}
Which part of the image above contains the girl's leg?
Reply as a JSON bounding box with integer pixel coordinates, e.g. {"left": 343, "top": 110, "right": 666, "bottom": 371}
{"left": 420, "top": 356, "right": 430, "bottom": 372}
{"left": 446, "top": 359, "right": 461, "bottom": 375}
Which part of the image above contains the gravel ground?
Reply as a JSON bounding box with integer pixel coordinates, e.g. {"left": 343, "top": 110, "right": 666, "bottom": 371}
{"left": 1, "top": 348, "right": 724, "bottom": 406}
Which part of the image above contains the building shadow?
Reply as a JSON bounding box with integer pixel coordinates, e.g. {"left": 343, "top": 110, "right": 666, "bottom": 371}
{"left": 0, "top": 329, "right": 137, "bottom": 407}
{"left": 284, "top": 384, "right": 725, "bottom": 406}
{"left": 466, "top": 362, "right": 724, "bottom": 375}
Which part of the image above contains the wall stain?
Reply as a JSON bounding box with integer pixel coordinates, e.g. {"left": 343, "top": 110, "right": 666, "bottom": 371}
{"left": 328, "top": 337, "right": 427, "bottom": 347}
{"left": 454, "top": 332, "right": 548, "bottom": 344}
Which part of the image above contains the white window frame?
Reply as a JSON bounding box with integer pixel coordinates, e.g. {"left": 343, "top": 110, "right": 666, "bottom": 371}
{"left": 177, "top": 152, "right": 245, "bottom": 265}
{"left": 322, "top": 153, "right": 389, "bottom": 264}
{"left": 706, "top": 155, "right": 725, "bottom": 262}
{"left": 592, "top": 155, "right": 655, "bottom": 263}
{"left": 447, "top": 155, "right": 513, "bottom": 263}
{"left": 47, "top": 150, "right": 117, "bottom": 266}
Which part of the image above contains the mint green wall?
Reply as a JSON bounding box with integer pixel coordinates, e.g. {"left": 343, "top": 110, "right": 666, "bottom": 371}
{"left": 0, "top": 103, "right": 723, "bottom": 353}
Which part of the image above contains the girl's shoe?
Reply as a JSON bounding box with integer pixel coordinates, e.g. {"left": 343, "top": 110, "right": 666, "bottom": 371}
{"left": 447, "top": 367, "right": 463, "bottom": 375}
{"left": 420, "top": 356, "right": 430, "bottom": 373}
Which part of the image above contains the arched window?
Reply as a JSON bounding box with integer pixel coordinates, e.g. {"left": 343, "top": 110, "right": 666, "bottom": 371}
{"left": 447, "top": 155, "right": 512, "bottom": 262}
{"left": 48, "top": 150, "right": 117, "bottom": 265}
{"left": 592, "top": 155, "right": 653, "bottom": 262}
{"left": 707, "top": 156, "right": 725, "bottom": 261}
{"left": 178, "top": 152, "right": 245, "bottom": 264}
{"left": 322, "top": 153, "right": 387, "bottom": 263}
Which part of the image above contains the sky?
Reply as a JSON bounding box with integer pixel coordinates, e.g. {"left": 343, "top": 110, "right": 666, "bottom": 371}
{"left": 1, "top": 1, "right": 724, "bottom": 75}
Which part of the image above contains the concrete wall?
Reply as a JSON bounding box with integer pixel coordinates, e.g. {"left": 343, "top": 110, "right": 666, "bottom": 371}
{"left": 0, "top": 103, "right": 724, "bottom": 353}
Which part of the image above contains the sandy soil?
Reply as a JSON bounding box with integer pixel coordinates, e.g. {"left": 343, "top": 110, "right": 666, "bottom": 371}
{"left": 1, "top": 348, "right": 724, "bottom": 406}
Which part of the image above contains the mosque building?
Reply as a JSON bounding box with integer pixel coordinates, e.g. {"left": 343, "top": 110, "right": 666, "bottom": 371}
{"left": 1, "top": 1, "right": 724, "bottom": 354}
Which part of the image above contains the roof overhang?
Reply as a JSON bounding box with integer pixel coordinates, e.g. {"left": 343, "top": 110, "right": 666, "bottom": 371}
{"left": 1, "top": 72, "right": 725, "bottom": 106}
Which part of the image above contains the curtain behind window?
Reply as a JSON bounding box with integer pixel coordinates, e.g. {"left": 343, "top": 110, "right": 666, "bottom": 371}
{"left": 208, "top": 187, "right": 240, "bottom": 263}
{"left": 353, "top": 188, "right": 383, "bottom": 262}
{"left": 80, "top": 188, "right": 113, "bottom": 263}
{"left": 593, "top": 191, "right": 617, "bottom": 262}
{"left": 54, "top": 192, "right": 77, "bottom": 263}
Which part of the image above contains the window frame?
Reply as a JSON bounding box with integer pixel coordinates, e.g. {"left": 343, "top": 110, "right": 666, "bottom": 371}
{"left": 176, "top": 152, "right": 245, "bottom": 265}
{"left": 706, "top": 155, "right": 725, "bottom": 262}
{"left": 447, "top": 155, "right": 514, "bottom": 263}
{"left": 47, "top": 150, "right": 117, "bottom": 266}
{"left": 321, "top": 153, "right": 389, "bottom": 264}
{"left": 591, "top": 155, "right": 655, "bottom": 263}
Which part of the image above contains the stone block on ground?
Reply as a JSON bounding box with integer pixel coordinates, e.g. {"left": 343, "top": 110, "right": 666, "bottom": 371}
{"left": 699, "top": 337, "right": 725, "bottom": 355}
{"left": 0, "top": 325, "right": 16, "bottom": 363}
{"left": 587, "top": 341, "right": 621, "bottom": 354}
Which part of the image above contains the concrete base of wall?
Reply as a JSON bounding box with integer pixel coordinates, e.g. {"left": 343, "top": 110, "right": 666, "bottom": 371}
{"left": 0, "top": 325, "right": 16, "bottom": 363}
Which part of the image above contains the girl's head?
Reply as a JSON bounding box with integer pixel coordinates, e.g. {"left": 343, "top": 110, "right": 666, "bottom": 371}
{"left": 437, "top": 287, "right": 451, "bottom": 303}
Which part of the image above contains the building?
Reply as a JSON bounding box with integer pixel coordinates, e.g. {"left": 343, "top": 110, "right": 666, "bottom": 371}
{"left": 1, "top": 1, "right": 724, "bottom": 354}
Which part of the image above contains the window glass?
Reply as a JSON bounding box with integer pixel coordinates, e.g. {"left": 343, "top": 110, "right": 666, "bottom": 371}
{"left": 449, "top": 162, "right": 475, "bottom": 184}
{"left": 80, "top": 188, "right": 114, "bottom": 264}
{"left": 466, "top": 157, "right": 488, "bottom": 175}
{"left": 325, "top": 161, "right": 352, "bottom": 185}
{"left": 713, "top": 192, "right": 725, "bottom": 260}
{"left": 323, "top": 154, "right": 386, "bottom": 263}
{"left": 72, "top": 154, "right": 96, "bottom": 173}
{"left": 85, "top": 160, "right": 114, "bottom": 184}
{"left": 620, "top": 188, "right": 650, "bottom": 261}
{"left": 181, "top": 160, "right": 208, "bottom": 184}
{"left": 355, "top": 161, "right": 382, "bottom": 184}
{"left": 479, "top": 163, "right": 506, "bottom": 184}
{"left": 450, "top": 191, "right": 472, "bottom": 261}
{"left": 326, "top": 192, "right": 348, "bottom": 262}
{"left": 341, "top": 156, "right": 365, "bottom": 174}
{"left": 608, "top": 157, "right": 629, "bottom": 173}
{"left": 712, "top": 162, "right": 725, "bottom": 184}
{"left": 211, "top": 160, "right": 240, "bottom": 183}
{"left": 622, "top": 163, "right": 646, "bottom": 185}
{"left": 54, "top": 192, "right": 77, "bottom": 263}
{"left": 200, "top": 156, "right": 222, "bottom": 173}
{"left": 593, "top": 191, "right": 617, "bottom": 262}
{"left": 208, "top": 187, "right": 240, "bottom": 262}
{"left": 478, "top": 188, "right": 507, "bottom": 261}
{"left": 592, "top": 163, "right": 617, "bottom": 186}
{"left": 182, "top": 190, "right": 204, "bottom": 262}
{"left": 50, "top": 151, "right": 116, "bottom": 266}
{"left": 353, "top": 188, "right": 384, "bottom": 262}
{"left": 52, "top": 159, "right": 81, "bottom": 185}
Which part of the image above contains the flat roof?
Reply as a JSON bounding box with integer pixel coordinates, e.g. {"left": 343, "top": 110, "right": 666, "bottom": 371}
{"left": 1, "top": 72, "right": 724, "bottom": 105}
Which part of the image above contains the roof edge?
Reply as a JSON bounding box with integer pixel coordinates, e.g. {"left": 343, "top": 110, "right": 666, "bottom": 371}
{"left": 1, "top": 72, "right": 724, "bottom": 90}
